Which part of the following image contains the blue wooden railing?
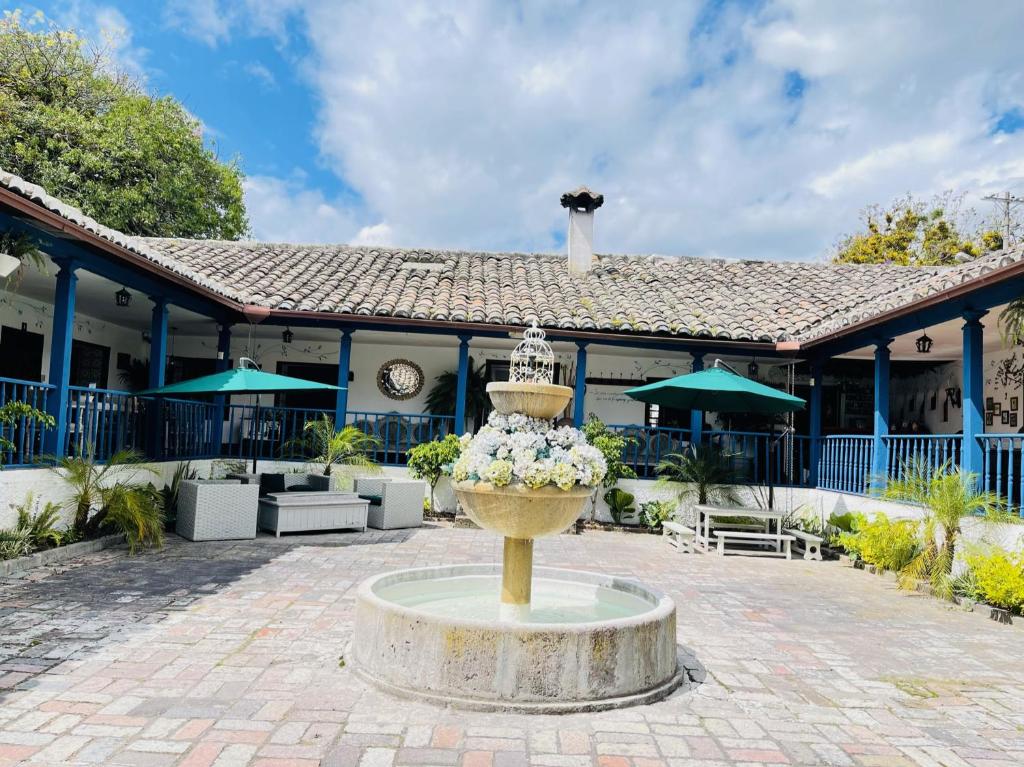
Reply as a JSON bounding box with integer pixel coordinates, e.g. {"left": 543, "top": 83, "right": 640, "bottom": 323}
{"left": 979, "top": 434, "right": 1024, "bottom": 516}
{"left": 0, "top": 377, "right": 54, "bottom": 466}
{"left": 884, "top": 434, "right": 962, "bottom": 482}
{"left": 606, "top": 424, "right": 691, "bottom": 478}
{"left": 346, "top": 410, "right": 455, "bottom": 465}
{"left": 818, "top": 435, "right": 874, "bottom": 494}
{"left": 65, "top": 386, "right": 145, "bottom": 460}
{"left": 220, "top": 404, "right": 456, "bottom": 466}
{"left": 162, "top": 398, "right": 222, "bottom": 460}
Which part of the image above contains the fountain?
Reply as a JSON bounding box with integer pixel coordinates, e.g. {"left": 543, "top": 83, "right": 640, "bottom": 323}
{"left": 352, "top": 325, "right": 682, "bottom": 712}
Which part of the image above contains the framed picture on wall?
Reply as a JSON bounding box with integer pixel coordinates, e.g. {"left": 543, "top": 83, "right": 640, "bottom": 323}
{"left": 994, "top": 402, "right": 1002, "bottom": 414}
{"left": 1013, "top": 397, "right": 1019, "bottom": 411}
{"left": 1002, "top": 411, "right": 1010, "bottom": 425}
{"left": 987, "top": 396, "right": 995, "bottom": 411}
{"left": 987, "top": 412, "right": 994, "bottom": 426}
{"left": 943, "top": 400, "right": 949, "bottom": 422}
{"left": 1012, "top": 413, "right": 1019, "bottom": 428}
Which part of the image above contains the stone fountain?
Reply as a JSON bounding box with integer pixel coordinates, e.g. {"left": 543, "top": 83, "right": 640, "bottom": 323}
{"left": 351, "top": 325, "right": 682, "bottom": 712}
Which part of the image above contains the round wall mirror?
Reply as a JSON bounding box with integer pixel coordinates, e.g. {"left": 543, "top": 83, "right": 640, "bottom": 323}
{"left": 377, "top": 359, "right": 425, "bottom": 400}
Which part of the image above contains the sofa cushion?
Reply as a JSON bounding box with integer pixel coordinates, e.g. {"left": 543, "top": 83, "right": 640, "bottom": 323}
{"left": 259, "top": 473, "right": 287, "bottom": 496}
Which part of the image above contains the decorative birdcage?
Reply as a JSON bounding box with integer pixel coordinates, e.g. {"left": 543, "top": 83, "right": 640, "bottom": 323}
{"left": 509, "top": 322, "right": 554, "bottom": 385}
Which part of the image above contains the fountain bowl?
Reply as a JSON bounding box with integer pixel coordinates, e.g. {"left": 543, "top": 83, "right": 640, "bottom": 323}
{"left": 453, "top": 481, "right": 590, "bottom": 538}
{"left": 486, "top": 381, "right": 573, "bottom": 419}
{"left": 351, "top": 564, "right": 682, "bottom": 712}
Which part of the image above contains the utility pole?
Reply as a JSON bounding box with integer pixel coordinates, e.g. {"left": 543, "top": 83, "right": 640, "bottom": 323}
{"left": 982, "top": 191, "right": 1024, "bottom": 248}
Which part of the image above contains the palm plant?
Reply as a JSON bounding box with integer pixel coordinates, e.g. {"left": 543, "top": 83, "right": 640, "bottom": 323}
{"left": 882, "top": 459, "right": 1011, "bottom": 597}
{"left": 423, "top": 357, "right": 488, "bottom": 425}
{"left": 285, "top": 415, "right": 381, "bottom": 477}
{"left": 51, "top": 447, "right": 163, "bottom": 551}
{"left": 999, "top": 298, "right": 1024, "bottom": 347}
{"left": 655, "top": 444, "right": 741, "bottom": 508}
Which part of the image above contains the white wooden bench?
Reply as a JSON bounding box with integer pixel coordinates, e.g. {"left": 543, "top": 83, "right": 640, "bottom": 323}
{"left": 662, "top": 521, "right": 696, "bottom": 553}
{"left": 713, "top": 530, "right": 795, "bottom": 559}
{"left": 783, "top": 528, "right": 823, "bottom": 561}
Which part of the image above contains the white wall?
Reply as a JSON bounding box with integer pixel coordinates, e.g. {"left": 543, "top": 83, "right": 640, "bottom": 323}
{"left": 0, "top": 291, "right": 146, "bottom": 389}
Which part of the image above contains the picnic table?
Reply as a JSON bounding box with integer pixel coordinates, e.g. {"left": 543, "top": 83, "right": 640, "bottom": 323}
{"left": 693, "top": 504, "right": 784, "bottom": 554}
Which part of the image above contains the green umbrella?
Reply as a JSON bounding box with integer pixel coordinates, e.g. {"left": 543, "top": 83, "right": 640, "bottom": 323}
{"left": 625, "top": 361, "right": 805, "bottom": 508}
{"left": 142, "top": 358, "right": 342, "bottom": 472}
{"left": 624, "top": 365, "right": 804, "bottom": 414}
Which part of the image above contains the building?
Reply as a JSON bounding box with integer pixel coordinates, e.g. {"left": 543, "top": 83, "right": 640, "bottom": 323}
{"left": 3, "top": 170, "right": 1024, "bottom": 513}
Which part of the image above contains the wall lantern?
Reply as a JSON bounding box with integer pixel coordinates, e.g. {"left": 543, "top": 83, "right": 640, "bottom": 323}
{"left": 915, "top": 331, "right": 933, "bottom": 354}
{"left": 748, "top": 359, "right": 759, "bottom": 378}
{"left": 282, "top": 327, "right": 294, "bottom": 344}
{"left": 945, "top": 386, "right": 962, "bottom": 408}
{"left": 115, "top": 286, "right": 132, "bottom": 307}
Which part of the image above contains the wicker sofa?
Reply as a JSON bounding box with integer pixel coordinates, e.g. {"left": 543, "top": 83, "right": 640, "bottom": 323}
{"left": 355, "top": 477, "right": 425, "bottom": 530}
{"left": 177, "top": 480, "right": 260, "bottom": 541}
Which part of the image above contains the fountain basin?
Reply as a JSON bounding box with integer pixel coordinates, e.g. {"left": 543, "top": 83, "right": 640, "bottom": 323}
{"left": 486, "top": 381, "right": 573, "bottom": 419}
{"left": 453, "top": 481, "right": 590, "bottom": 538}
{"left": 351, "top": 564, "right": 682, "bottom": 712}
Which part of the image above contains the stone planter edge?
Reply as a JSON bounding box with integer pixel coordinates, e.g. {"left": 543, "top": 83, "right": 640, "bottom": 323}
{"left": 0, "top": 533, "right": 125, "bottom": 577}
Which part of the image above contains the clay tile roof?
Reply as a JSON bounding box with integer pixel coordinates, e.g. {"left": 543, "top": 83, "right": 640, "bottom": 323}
{"left": 4, "top": 165, "right": 1003, "bottom": 345}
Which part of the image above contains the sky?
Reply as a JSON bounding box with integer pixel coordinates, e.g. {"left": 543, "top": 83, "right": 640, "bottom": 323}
{"left": 4, "top": 0, "right": 1024, "bottom": 262}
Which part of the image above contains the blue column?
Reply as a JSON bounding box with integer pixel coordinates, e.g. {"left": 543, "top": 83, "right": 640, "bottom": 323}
{"left": 808, "top": 358, "right": 824, "bottom": 487}
{"left": 335, "top": 329, "right": 353, "bottom": 428}
{"left": 573, "top": 342, "right": 588, "bottom": 427}
{"left": 454, "top": 335, "right": 471, "bottom": 435}
{"left": 212, "top": 324, "right": 231, "bottom": 455}
{"left": 147, "top": 296, "right": 169, "bottom": 459}
{"left": 962, "top": 310, "right": 987, "bottom": 481}
{"left": 689, "top": 352, "right": 705, "bottom": 445}
{"left": 43, "top": 259, "right": 78, "bottom": 456}
{"left": 870, "top": 339, "right": 892, "bottom": 491}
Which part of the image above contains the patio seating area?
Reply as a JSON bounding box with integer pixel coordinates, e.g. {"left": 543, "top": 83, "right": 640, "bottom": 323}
{"left": 1, "top": 526, "right": 1022, "bottom": 766}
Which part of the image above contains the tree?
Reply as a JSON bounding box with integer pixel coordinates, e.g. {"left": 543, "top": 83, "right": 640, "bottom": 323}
{"left": 655, "top": 444, "right": 741, "bottom": 508}
{"left": 284, "top": 415, "right": 380, "bottom": 478}
{"left": 832, "top": 193, "right": 1003, "bottom": 266}
{"left": 582, "top": 417, "right": 637, "bottom": 521}
{"left": 407, "top": 434, "right": 462, "bottom": 512}
{"left": 51, "top": 447, "right": 163, "bottom": 551}
{"left": 0, "top": 12, "right": 248, "bottom": 238}
{"left": 882, "top": 459, "right": 1010, "bottom": 598}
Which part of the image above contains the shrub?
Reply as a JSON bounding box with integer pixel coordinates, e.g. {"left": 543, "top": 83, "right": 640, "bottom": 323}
{"left": 408, "top": 434, "right": 462, "bottom": 512}
{"left": 603, "top": 488, "right": 636, "bottom": 525}
{"left": 655, "top": 444, "right": 740, "bottom": 508}
{"left": 0, "top": 526, "right": 32, "bottom": 560}
{"left": 834, "top": 512, "right": 920, "bottom": 572}
{"left": 638, "top": 500, "right": 674, "bottom": 531}
{"left": 15, "top": 493, "right": 64, "bottom": 549}
{"left": 161, "top": 461, "right": 198, "bottom": 531}
{"left": 965, "top": 548, "right": 1024, "bottom": 613}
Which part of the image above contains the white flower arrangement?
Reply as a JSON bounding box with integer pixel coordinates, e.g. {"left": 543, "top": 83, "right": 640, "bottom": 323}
{"left": 452, "top": 412, "right": 607, "bottom": 491}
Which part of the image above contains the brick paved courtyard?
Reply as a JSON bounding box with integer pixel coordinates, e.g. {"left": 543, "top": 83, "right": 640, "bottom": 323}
{"left": 1, "top": 525, "right": 1023, "bottom": 767}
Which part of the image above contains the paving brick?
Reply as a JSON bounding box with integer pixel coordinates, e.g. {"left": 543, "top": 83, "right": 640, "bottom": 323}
{"left": 0, "top": 529, "right": 1020, "bottom": 767}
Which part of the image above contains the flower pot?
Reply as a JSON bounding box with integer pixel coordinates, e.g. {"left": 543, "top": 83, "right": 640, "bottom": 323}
{"left": 485, "top": 382, "right": 572, "bottom": 420}
{"left": 0, "top": 253, "right": 21, "bottom": 279}
{"left": 452, "top": 480, "right": 592, "bottom": 539}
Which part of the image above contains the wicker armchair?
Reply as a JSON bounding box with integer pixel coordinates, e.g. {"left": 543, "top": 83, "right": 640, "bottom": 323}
{"left": 177, "top": 480, "right": 260, "bottom": 541}
{"left": 355, "top": 478, "right": 425, "bottom": 530}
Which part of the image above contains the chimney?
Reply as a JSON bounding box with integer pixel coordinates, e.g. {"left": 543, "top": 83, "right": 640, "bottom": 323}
{"left": 560, "top": 186, "right": 604, "bottom": 274}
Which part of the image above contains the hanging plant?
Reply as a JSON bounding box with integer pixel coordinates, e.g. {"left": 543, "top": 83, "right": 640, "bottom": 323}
{"left": 0, "top": 231, "right": 45, "bottom": 288}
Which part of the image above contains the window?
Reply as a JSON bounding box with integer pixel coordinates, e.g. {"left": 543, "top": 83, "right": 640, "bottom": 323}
{"left": 276, "top": 361, "right": 340, "bottom": 411}
{"left": 0, "top": 325, "right": 44, "bottom": 381}
{"left": 70, "top": 340, "right": 110, "bottom": 388}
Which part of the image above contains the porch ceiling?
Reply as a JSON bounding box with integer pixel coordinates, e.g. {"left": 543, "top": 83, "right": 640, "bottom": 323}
{"left": 840, "top": 305, "right": 1011, "bottom": 362}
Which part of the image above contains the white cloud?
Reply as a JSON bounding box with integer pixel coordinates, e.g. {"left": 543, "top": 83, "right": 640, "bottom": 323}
{"left": 245, "top": 61, "right": 277, "bottom": 88}
{"left": 223, "top": 1, "right": 1024, "bottom": 261}
{"left": 243, "top": 174, "right": 364, "bottom": 244}
{"left": 352, "top": 223, "right": 393, "bottom": 246}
